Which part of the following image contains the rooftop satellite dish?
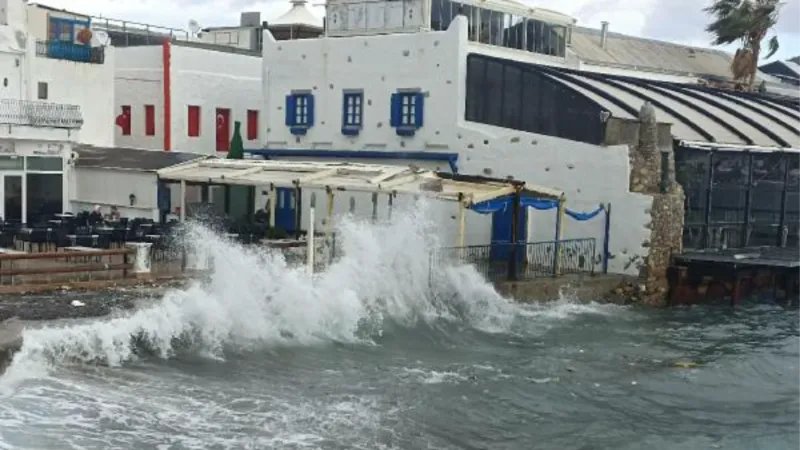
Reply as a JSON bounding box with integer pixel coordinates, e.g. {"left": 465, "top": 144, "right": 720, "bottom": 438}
{"left": 94, "top": 30, "right": 110, "bottom": 46}
{"left": 188, "top": 19, "right": 202, "bottom": 35}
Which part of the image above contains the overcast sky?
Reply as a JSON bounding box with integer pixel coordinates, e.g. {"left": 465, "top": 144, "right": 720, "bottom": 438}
{"left": 40, "top": 0, "right": 800, "bottom": 62}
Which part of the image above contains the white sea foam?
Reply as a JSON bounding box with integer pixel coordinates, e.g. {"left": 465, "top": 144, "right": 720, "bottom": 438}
{"left": 1, "top": 201, "right": 621, "bottom": 383}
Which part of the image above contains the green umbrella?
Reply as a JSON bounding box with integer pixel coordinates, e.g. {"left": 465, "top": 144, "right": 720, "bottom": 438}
{"left": 227, "top": 121, "right": 244, "bottom": 160}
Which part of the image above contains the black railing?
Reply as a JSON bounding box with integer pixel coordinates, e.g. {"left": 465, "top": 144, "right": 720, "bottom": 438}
{"left": 429, "top": 238, "right": 596, "bottom": 283}
{"left": 0, "top": 99, "right": 83, "bottom": 129}
{"left": 35, "top": 40, "right": 105, "bottom": 64}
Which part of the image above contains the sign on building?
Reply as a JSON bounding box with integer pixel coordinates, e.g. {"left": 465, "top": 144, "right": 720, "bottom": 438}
{"left": 326, "top": 0, "right": 429, "bottom": 37}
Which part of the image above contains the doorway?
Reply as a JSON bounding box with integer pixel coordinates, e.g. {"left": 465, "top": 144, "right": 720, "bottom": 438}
{"left": 1, "top": 175, "right": 23, "bottom": 223}
{"left": 216, "top": 108, "right": 231, "bottom": 152}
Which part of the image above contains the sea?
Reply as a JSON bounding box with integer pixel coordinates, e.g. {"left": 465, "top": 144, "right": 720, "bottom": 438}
{"left": 0, "top": 207, "right": 797, "bottom": 450}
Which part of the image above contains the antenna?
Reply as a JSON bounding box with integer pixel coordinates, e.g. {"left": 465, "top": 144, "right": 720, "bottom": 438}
{"left": 188, "top": 19, "right": 202, "bottom": 35}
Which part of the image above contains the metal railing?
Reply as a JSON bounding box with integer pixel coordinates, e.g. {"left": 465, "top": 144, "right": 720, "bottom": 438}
{"left": 429, "top": 238, "right": 596, "bottom": 283}
{"left": 0, "top": 99, "right": 83, "bottom": 129}
{"left": 35, "top": 40, "right": 105, "bottom": 64}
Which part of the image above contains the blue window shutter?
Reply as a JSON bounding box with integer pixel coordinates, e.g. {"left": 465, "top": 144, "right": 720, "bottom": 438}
{"left": 307, "top": 95, "right": 315, "bottom": 126}
{"left": 341, "top": 93, "right": 347, "bottom": 126}
{"left": 285, "top": 95, "right": 295, "bottom": 126}
{"left": 415, "top": 93, "right": 424, "bottom": 128}
{"left": 390, "top": 93, "right": 400, "bottom": 127}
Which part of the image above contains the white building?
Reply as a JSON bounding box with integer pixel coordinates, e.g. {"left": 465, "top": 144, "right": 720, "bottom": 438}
{"left": 0, "top": 0, "right": 115, "bottom": 224}
{"left": 256, "top": 0, "right": 799, "bottom": 275}
{"left": 113, "top": 40, "right": 262, "bottom": 154}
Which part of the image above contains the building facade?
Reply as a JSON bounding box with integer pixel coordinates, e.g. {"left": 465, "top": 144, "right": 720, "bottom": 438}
{"left": 113, "top": 41, "right": 262, "bottom": 155}
{"left": 0, "top": 0, "right": 115, "bottom": 224}
{"left": 258, "top": 1, "right": 654, "bottom": 276}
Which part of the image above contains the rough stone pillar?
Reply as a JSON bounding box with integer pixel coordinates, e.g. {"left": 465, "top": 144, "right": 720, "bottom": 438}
{"left": 629, "top": 102, "right": 685, "bottom": 306}
{"left": 629, "top": 102, "right": 662, "bottom": 194}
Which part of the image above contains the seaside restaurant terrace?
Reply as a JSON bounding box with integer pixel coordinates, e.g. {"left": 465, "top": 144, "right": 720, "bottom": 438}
{"left": 156, "top": 158, "right": 592, "bottom": 280}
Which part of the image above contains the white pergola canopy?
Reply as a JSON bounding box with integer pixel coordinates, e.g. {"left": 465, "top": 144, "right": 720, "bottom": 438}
{"left": 157, "top": 159, "right": 563, "bottom": 206}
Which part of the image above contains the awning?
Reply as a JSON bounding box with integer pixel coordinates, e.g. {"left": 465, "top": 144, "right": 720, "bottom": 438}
{"left": 157, "top": 159, "right": 563, "bottom": 206}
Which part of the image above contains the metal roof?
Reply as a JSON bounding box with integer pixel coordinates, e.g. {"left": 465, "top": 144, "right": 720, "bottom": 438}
{"left": 570, "top": 26, "right": 735, "bottom": 79}
{"left": 540, "top": 66, "right": 800, "bottom": 149}
{"left": 157, "top": 159, "right": 563, "bottom": 204}
{"left": 74, "top": 145, "right": 209, "bottom": 172}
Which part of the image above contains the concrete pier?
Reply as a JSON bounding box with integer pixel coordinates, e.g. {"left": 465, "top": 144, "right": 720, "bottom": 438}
{"left": 0, "top": 317, "right": 23, "bottom": 373}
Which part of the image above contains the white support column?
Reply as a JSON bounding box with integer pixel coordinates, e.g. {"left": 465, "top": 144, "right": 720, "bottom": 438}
{"left": 268, "top": 184, "right": 276, "bottom": 228}
{"left": 307, "top": 206, "right": 315, "bottom": 275}
{"left": 457, "top": 199, "right": 466, "bottom": 248}
{"left": 179, "top": 180, "right": 186, "bottom": 222}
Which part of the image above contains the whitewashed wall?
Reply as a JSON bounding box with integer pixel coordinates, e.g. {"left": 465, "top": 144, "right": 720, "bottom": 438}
{"left": 114, "top": 46, "right": 164, "bottom": 149}
{"left": 28, "top": 48, "right": 116, "bottom": 147}
{"left": 170, "top": 45, "right": 262, "bottom": 154}
{"left": 262, "top": 16, "right": 653, "bottom": 275}
{"left": 113, "top": 44, "right": 262, "bottom": 154}
{"left": 69, "top": 168, "right": 159, "bottom": 220}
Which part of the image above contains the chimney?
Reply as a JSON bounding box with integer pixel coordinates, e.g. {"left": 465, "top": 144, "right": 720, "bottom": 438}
{"left": 600, "top": 21, "right": 609, "bottom": 50}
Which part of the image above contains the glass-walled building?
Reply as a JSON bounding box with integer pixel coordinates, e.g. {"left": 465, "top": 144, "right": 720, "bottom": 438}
{"left": 430, "top": 0, "right": 571, "bottom": 58}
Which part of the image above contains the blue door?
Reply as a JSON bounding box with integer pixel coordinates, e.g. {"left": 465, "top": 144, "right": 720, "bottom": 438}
{"left": 490, "top": 201, "right": 527, "bottom": 261}
{"left": 275, "top": 187, "right": 296, "bottom": 232}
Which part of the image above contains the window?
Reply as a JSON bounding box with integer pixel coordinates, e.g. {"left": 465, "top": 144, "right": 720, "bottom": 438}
{"left": 37, "top": 82, "right": 48, "bottom": 100}
{"left": 341, "top": 91, "right": 363, "bottom": 135}
{"left": 285, "top": 93, "right": 314, "bottom": 135}
{"left": 27, "top": 156, "right": 62, "bottom": 171}
{"left": 464, "top": 53, "right": 605, "bottom": 145}
{"left": 48, "top": 17, "right": 74, "bottom": 42}
{"left": 144, "top": 105, "right": 155, "bottom": 136}
{"left": 118, "top": 105, "right": 131, "bottom": 136}
{"left": 247, "top": 110, "right": 259, "bottom": 140}
{"left": 390, "top": 91, "right": 424, "bottom": 136}
{"left": 188, "top": 105, "right": 201, "bottom": 137}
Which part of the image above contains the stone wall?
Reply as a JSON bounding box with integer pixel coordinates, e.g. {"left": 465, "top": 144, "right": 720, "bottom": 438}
{"left": 605, "top": 105, "right": 685, "bottom": 306}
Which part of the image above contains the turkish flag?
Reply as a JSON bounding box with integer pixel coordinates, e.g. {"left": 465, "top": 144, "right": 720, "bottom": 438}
{"left": 216, "top": 108, "right": 230, "bottom": 152}
{"left": 115, "top": 107, "right": 130, "bottom": 134}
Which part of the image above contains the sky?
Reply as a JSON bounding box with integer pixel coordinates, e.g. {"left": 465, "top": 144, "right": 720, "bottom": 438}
{"left": 38, "top": 0, "right": 800, "bottom": 62}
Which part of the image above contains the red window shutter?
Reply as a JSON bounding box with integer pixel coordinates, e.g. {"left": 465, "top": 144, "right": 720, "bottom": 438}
{"left": 188, "top": 105, "right": 200, "bottom": 137}
{"left": 116, "top": 105, "right": 131, "bottom": 136}
{"left": 247, "top": 110, "right": 258, "bottom": 140}
{"left": 144, "top": 105, "right": 155, "bottom": 136}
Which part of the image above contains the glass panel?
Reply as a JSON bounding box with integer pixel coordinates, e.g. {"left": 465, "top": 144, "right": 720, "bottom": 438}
{"left": 502, "top": 64, "right": 521, "bottom": 129}
{"left": 26, "top": 173, "right": 62, "bottom": 224}
{"left": 478, "top": 9, "right": 491, "bottom": 44}
{"left": 0, "top": 156, "right": 24, "bottom": 170}
{"left": 430, "top": 0, "right": 453, "bottom": 31}
{"left": 27, "top": 156, "right": 62, "bottom": 172}
{"left": 485, "top": 60, "right": 503, "bottom": 125}
{"left": 3, "top": 175, "right": 22, "bottom": 223}
{"left": 465, "top": 56, "right": 484, "bottom": 122}
{"left": 751, "top": 153, "right": 784, "bottom": 224}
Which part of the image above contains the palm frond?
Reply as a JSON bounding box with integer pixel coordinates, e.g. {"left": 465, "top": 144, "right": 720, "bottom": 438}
{"left": 764, "top": 35, "right": 780, "bottom": 59}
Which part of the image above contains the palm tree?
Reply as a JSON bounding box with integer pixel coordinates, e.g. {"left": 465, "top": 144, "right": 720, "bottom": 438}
{"left": 705, "top": 0, "right": 782, "bottom": 91}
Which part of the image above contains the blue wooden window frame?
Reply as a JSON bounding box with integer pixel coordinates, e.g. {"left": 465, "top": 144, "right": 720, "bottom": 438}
{"left": 342, "top": 91, "right": 363, "bottom": 136}
{"left": 390, "top": 91, "right": 424, "bottom": 136}
{"left": 285, "top": 92, "right": 314, "bottom": 135}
